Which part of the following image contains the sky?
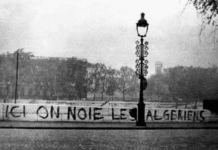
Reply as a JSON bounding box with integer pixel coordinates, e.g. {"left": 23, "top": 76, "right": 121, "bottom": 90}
{"left": 0, "top": 0, "right": 217, "bottom": 75}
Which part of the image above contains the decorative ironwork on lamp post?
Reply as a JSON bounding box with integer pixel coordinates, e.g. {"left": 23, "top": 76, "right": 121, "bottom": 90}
{"left": 135, "top": 13, "right": 149, "bottom": 126}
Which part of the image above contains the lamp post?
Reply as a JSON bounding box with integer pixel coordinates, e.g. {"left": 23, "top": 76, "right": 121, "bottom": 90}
{"left": 135, "top": 13, "right": 149, "bottom": 126}
{"left": 15, "top": 48, "right": 23, "bottom": 103}
{"left": 15, "top": 49, "right": 19, "bottom": 103}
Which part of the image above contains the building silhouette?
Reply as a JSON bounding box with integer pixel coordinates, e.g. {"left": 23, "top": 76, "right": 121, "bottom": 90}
{"left": 0, "top": 55, "right": 88, "bottom": 101}
{"left": 155, "top": 61, "right": 163, "bottom": 74}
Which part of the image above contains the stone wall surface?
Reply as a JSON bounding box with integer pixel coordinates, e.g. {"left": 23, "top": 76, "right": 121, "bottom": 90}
{"left": 0, "top": 103, "right": 217, "bottom": 123}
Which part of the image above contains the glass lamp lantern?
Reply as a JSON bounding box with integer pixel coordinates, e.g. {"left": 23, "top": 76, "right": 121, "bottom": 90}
{"left": 136, "top": 13, "right": 149, "bottom": 37}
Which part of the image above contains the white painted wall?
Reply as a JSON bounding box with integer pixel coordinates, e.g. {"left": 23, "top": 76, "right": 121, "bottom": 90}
{"left": 0, "top": 103, "right": 215, "bottom": 123}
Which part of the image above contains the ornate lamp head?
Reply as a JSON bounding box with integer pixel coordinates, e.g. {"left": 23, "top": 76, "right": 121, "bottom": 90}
{"left": 136, "top": 13, "right": 149, "bottom": 37}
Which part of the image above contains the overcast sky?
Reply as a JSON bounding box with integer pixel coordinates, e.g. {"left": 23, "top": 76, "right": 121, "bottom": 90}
{"left": 0, "top": 0, "right": 217, "bottom": 75}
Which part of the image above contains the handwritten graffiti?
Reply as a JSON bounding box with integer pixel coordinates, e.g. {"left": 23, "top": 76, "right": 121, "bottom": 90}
{"left": 67, "top": 107, "right": 104, "bottom": 121}
{"left": 3, "top": 104, "right": 134, "bottom": 122}
{"left": 2, "top": 104, "right": 209, "bottom": 122}
{"left": 5, "top": 105, "right": 26, "bottom": 118}
{"left": 112, "top": 108, "right": 127, "bottom": 120}
{"left": 36, "top": 106, "right": 60, "bottom": 119}
{"left": 128, "top": 108, "right": 206, "bottom": 122}
{"left": 145, "top": 109, "right": 205, "bottom": 122}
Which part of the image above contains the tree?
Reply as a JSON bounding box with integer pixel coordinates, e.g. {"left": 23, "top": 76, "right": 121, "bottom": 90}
{"left": 30, "top": 57, "right": 60, "bottom": 100}
{"left": 105, "top": 67, "right": 118, "bottom": 100}
{"left": 162, "top": 65, "right": 218, "bottom": 108}
{"left": 99, "top": 64, "right": 107, "bottom": 101}
{"left": 163, "top": 66, "right": 186, "bottom": 108}
{"left": 146, "top": 74, "right": 169, "bottom": 102}
{"left": 188, "top": 0, "right": 218, "bottom": 36}
{"left": 74, "top": 59, "right": 88, "bottom": 99}
{"left": 145, "top": 76, "right": 156, "bottom": 100}
{"left": 86, "top": 63, "right": 103, "bottom": 100}
{"left": 201, "top": 66, "right": 218, "bottom": 99}
{"left": 126, "top": 73, "right": 139, "bottom": 100}
{"left": 117, "top": 66, "right": 135, "bottom": 101}
{"left": 56, "top": 57, "right": 88, "bottom": 100}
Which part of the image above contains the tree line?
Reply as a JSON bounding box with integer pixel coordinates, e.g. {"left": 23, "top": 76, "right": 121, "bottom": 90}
{"left": 146, "top": 66, "right": 218, "bottom": 108}
{"left": 0, "top": 50, "right": 139, "bottom": 101}
{"left": 0, "top": 50, "right": 218, "bottom": 104}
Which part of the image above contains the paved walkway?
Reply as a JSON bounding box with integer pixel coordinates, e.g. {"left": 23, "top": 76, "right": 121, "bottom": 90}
{"left": 1, "top": 128, "right": 218, "bottom": 149}
{"left": 1, "top": 121, "right": 218, "bottom": 129}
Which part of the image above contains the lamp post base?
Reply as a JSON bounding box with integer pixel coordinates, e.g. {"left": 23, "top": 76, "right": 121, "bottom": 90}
{"left": 136, "top": 102, "right": 146, "bottom": 126}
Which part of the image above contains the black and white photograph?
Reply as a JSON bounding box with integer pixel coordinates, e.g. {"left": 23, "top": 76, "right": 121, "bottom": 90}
{"left": 0, "top": 0, "right": 218, "bottom": 149}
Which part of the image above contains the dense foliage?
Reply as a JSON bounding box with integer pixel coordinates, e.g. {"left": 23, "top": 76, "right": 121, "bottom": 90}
{"left": 0, "top": 50, "right": 138, "bottom": 101}
{"left": 146, "top": 66, "right": 218, "bottom": 107}
{"left": 189, "top": 0, "right": 218, "bottom": 27}
{"left": 0, "top": 50, "right": 217, "bottom": 103}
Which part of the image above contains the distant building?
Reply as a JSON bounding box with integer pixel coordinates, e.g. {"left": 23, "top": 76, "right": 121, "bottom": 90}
{"left": 0, "top": 55, "right": 88, "bottom": 100}
{"left": 163, "top": 68, "right": 169, "bottom": 74}
{"left": 31, "top": 56, "right": 68, "bottom": 60}
{"left": 155, "top": 61, "right": 163, "bottom": 74}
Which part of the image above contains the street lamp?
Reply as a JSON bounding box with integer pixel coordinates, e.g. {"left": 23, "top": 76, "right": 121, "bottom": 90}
{"left": 135, "top": 13, "right": 149, "bottom": 126}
